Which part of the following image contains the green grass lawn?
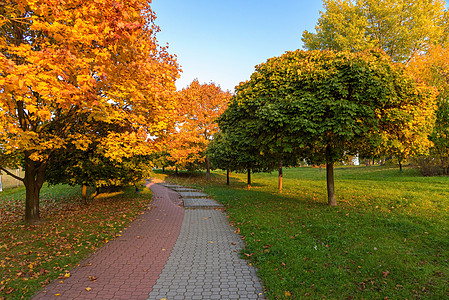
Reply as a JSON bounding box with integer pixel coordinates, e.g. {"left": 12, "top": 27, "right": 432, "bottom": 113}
{"left": 0, "top": 183, "right": 151, "bottom": 300}
{"left": 154, "top": 166, "right": 449, "bottom": 299}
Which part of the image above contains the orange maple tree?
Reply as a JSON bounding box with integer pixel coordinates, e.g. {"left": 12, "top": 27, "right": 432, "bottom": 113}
{"left": 0, "top": 0, "right": 179, "bottom": 223}
{"left": 166, "top": 79, "right": 232, "bottom": 179}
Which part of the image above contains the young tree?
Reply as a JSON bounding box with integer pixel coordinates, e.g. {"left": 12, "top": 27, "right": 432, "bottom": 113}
{"left": 167, "top": 79, "right": 231, "bottom": 179}
{"left": 0, "top": 0, "right": 179, "bottom": 224}
{"left": 208, "top": 132, "right": 237, "bottom": 185}
{"left": 302, "top": 0, "right": 447, "bottom": 62}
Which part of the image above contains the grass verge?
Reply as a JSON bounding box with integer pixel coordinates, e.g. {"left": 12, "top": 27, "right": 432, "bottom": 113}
{"left": 154, "top": 166, "right": 449, "bottom": 299}
{"left": 0, "top": 183, "right": 152, "bottom": 300}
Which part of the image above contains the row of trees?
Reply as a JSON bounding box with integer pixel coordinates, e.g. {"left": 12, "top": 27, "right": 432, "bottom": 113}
{"left": 0, "top": 0, "right": 180, "bottom": 224}
{"left": 155, "top": 0, "right": 449, "bottom": 207}
{"left": 205, "top": 0, "right": 449, "bottom": 205}
{"left": 210, "top": 49, "right": 436, "bottom": 206}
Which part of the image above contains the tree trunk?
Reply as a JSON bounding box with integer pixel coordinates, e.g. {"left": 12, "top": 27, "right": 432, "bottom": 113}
{"left": 326, "top": 162, "right": 337, "bottom": 206}
{"left": 175, "top": 166, "right": 178, "bottom": 176}
{"left": 82, "top": 184, "right": 88, "bottom": 205}
{"left": 398, "top": 158, "right": 403, "bottom": 172}
{"left": 162, "top": 166, "right": 165, "bottom": 173}
{"left": 278, "top": 160, "right": 283, "bottom": 192}
{"left": 206, "top": 156, "right": 211, "bottom": 181}
{"left": 24, "top": 158, "right": 46, "bottom": 224}
{"left": 226, "top": 169, "right": 230, "bottom": 186}
{"left": 247, "top": 168, "right": 251, "bottom": 189}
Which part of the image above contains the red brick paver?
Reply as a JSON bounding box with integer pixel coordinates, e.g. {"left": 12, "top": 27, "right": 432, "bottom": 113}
{"left": 33, "top": 181, "right": 184, "bottom": 300}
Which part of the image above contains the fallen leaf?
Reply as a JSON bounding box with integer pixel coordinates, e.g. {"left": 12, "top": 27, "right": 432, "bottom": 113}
{"left": 85, "top": 287, "right": 92, "bottom": 291}
{"left": 285, "top": 291, "right": 292, "bottom": 297}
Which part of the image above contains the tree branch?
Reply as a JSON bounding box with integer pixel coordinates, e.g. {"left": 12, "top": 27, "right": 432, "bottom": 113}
{"left": 0, "top": 167, "right": 24, "bottom": 182}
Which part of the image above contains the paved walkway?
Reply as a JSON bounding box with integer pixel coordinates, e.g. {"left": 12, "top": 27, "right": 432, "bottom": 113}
{"left": 33, "top": 180, "right": 264, "bottom": 299}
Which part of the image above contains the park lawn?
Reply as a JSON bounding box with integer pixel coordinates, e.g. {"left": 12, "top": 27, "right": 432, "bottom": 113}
{"left": 0, "top": 183, "right": 152, "bottom": 300}
{"left": 155, "top": 166, "right": 449, "bottom": 299}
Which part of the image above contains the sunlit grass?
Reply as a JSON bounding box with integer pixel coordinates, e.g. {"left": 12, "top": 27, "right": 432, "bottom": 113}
{"left": 154, "top": 166, "right": 449, "bottom": 299}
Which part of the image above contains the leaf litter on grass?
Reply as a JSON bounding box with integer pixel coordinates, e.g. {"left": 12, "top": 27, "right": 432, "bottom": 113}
{"left": 0, "top": 184, "right": 151, "bottom": 300}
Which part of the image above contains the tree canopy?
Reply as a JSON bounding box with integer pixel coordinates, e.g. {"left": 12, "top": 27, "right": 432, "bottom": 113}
{"left": 302, "top": 0, "right": 448, "bottom": 62}
{"left": 0, "top": 0, "right": 180, "bottom": 223}
{"left": 408, "top": 45, "right": 449, "bottom": 171}
{"left": 165, "top": 79, "right": 231, "bottom": 177}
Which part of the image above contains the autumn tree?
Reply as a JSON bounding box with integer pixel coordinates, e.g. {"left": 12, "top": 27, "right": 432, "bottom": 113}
{"left": 408, "top": 45, "right": 449, "bottom": 173}
{"left": 45, "top": 118, "right": 152, "bottom": 204}
{"left": 224, "top": 49, "right": 436, "bottom": 205}
{"left": 302, "top": 0, "right": 448, "bottom": 62}
{"left": 0, "top": 0, "right": 179, "bottom": 224}
{"left": 166, "top": 79, "right": 231, "bottom": 180}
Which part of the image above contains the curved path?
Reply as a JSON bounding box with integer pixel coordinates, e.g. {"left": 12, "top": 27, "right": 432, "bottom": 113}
{"left": 33, "top": 180, "right": 264, "bottom": 299}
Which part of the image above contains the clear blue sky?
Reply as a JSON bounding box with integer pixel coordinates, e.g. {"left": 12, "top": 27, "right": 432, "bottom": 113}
{"left": 151, "top": 0, "right": 324, "bottom": 92}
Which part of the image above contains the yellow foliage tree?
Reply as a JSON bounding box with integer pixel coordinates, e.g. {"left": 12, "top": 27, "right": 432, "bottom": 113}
{"left": 408, "top": 45, "right": 449, "bottom": 172}
{"left": 303, "top": 0, "right": 447, "bottom": 62}
{"left": 0, "top": 0, "right": 179, "bottom": 224}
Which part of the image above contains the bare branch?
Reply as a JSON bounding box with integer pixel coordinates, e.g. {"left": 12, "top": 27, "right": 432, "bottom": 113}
{"left": 0, "top": 167, "right": 24, "bottom": 182}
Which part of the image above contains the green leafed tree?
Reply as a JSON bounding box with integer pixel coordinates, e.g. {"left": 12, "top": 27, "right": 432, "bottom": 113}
{"left": 216, "top": 97, "right": 277, "bottom": 188}
{"left": 302, "top": 0, "right": 448, "bottom": 62}
{"left": 225, "top": 49, "right": 436, "bottom": 205}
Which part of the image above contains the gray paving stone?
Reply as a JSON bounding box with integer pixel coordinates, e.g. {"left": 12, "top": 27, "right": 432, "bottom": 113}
{"left": 147, "top": 204, "right": 265, "bottom": 300}
{"left": 171, "top": 187, "right": 199, "bottom": 192}
{"left": 178, "top": 191, "right": 209, "bottom": 198}
{"left": 183, "top": 198, "right": 224, "bottom": 209}
{"left": 159, "top": 183, "right": 184, "bottom": 188}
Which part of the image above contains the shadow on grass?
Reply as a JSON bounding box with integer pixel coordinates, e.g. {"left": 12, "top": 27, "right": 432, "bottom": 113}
{"left": 152, "top": 169, "right": 269, "bottom": 188}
